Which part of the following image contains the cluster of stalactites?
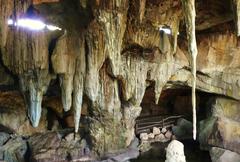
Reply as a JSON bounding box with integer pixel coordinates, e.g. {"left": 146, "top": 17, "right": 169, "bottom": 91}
{"left": 181, "top": 0, "right": 198, "bottom": 140}
{"left": 51, "top": 32, "right": 86, "bottom": 133}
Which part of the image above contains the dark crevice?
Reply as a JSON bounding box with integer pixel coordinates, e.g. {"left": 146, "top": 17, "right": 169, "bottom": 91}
{"left": 0, "top": 51, "right": 19, "bottom": 91}
{"left": 48, "top": 37, "right": 59, "bottom": 74}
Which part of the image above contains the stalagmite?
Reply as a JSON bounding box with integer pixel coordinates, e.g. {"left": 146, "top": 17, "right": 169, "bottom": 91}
{"left": 181, "top": 0, "right": 198, "bottom": 140}
{"left": 165, "top": 140, "right": 186, "bottom": 162}
{"left": 232, "top": 0, "right": 240, "bottom": 36}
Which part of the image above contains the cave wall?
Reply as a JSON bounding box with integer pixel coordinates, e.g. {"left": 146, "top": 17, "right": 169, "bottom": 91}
{"left": 0, "top": 0, "right": 240, "bottom": 156}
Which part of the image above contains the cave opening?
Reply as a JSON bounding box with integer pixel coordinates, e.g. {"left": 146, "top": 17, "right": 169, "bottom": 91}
{"left": 134, "top": 84, "right": 213, "bottom": 162}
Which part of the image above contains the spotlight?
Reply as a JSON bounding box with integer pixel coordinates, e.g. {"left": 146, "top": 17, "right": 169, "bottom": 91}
{"left": 8, "top": 18, "right": 62, "bottom": 31}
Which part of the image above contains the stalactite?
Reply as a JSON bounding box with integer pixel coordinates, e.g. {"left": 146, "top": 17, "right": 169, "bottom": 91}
{"left": 3, "top": 25, "right": 52, "bottom": 128}
{"left": 139, "top": 0, "right": 146, "bottom": 23}
{"left": 72, "top": 36, "right": 85, "bottom": 133}
{"left": 59, "top": 74, "right": 74, "bottom": 111}
{"left": 172, "top": 20, "right": 180, "bottom": 54}
{"left": 19, "top": 72, "right": 51, "bottom": 127}
{"left": 51, "top": 32, "right": 77, "bottom": 112}
{"left": 181, "top": 0, "right": 198, "bottom": 140}
{"left": 232, "top": 0, "right": 240, "bottom": 36}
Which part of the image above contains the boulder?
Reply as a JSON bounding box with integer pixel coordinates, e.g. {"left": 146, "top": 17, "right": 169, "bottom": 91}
{"left": 199, "top": 117, "right": 240, "bottom": 154}
{"left": 0, "top": 132, "right": 10, "bottom": 146}
{"left": 172, "top": 118, "right": 193, "bottom": 139}
{"left": 199, "top": 97, "right": 240, "bottom": 154}
{"left": 165, "top": 130, "right": 173, "bottom": 140}
{"left": 0, "top": 137, "right": 27, "bottom": 162}
{"left": 210, "top": 147, "right": 240, "bottom": 162}
{"left": 101, "top": 148, "right": 139, "bottom": 162}
{"left": 161, "top": 127, "right": 167, "bottom": 134}
{"left": 148, "top": 133, "right": 155, "bottom": 139}
{"left": 153, "top": 127, "right": 161, "bottom": 135}
{"left": 210, "top": 97, "right": 240, "bottom": 122}
{"left": 155, "top": 133, "right": 165, "bottom": 142}
{"left": 165, "top": 140, "right": 186, "bottom": 162}
{"left": 28, "top": 131, "right": 91, "bottom": 162}
{"left": 140, "top": 133, "right": 148, "bottom": 141}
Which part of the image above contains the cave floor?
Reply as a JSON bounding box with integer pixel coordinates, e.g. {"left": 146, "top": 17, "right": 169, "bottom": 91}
{"left": 131, "top": 140, "right": 211, "bottom": 162}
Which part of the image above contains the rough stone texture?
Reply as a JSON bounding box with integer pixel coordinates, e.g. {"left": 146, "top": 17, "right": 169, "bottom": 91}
{"left": 200, "top": 117, "right": 240, "bottom": 154}
{"left": 170, "top": 31, "right": 240, "bottom": 100}
{"left": 172, "top": 118, "right": 193, "bottom": 140}
{"left": 28, "top": 131, "right": 92, "bottom": 162}
{"left": 210, "top": 147, "right": 240, "bottom": 162}
{"left": 140, "top": 133, "right": 148, "bottom": 141}
{"left": 199, "top": 97, "right": 240, "bottom": 154}
{"left": 153, "top": 127, "right": 161, "bottom": 135}
{"left": 0, "top": 0, "right": 240, "bottom": 157}
{"left": 0, "top": 132, "right": 10, "bottom": 146}
{"left": 0, "top": 63, "right": 14, "bottom": 88}
{"left": 165, "top": 140, "right": 186, "bottom": 162}
{"left": 0, "top": 137, "right": 27, "bottom": 162}
{"left": 0, "top": 91, "right": 48, "bottom": 136}
{"left": 232, "top": 0, "right": 240, "bottom": 36}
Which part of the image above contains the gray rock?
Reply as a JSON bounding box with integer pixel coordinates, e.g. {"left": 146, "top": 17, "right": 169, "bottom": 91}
{"left": 128, "top": 137, "right": 139, "bottom": 149}
{"left": 0, "top": 132, "right": 10, "bottom": 146}
{"left": 172, "top": 118, "right": 193, "bottom": 139}
{"left": 100, "top": 148, "right": 139, "bottom": 162}
{"left": 199, "top": 117, "right": 240, "bottom": 154}
{"left": 210, "top": 147, "right": 240, "bottom": 162}
{"left": 0, "top": 137, "right": 27, "bottom": 162}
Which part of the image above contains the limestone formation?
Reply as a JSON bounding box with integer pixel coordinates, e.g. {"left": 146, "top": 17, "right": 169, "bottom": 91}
{"left": 181, "top": 0, "right": 198, "bottom": 140}
{"left": 153, "top": 127, "right": 161, "bottom": 135}
{"left": 0, "top": 0, "right": 240, "bottom": 158}
{"left": 232, "top": 0, "right": 240, "bottom": 36}
{"left": 210, "top": 147, "right": 240, "bottom": 162}
{"left": 165, "top": 140, "right": 186, "bottom": 162}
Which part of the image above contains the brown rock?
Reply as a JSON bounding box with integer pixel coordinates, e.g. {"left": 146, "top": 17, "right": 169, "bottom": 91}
{"left": 140, "top": 133, "right": 148, "bottom": 141}
{"left": 165, "top": 130, "right": 173, "bottom": 139}
{"left": 200, "top": 117, "right": 240, "bottom": 154}
{"left": 155, "top": 133, "right": 165, "bottom": 142}
{"left": 0, "top": 91, "right": 48, "bottom": 136}
{"left": 29, "top": 131, "right": 89, "bottom": 162}
{"left": 153, "top": 127, "right": 161, "bottom": 135}
{"left": 210, "top": 147, "right": 240, "bottom": 162}
{"left": 148, "top": 133, "right": 155, "bottom": 139}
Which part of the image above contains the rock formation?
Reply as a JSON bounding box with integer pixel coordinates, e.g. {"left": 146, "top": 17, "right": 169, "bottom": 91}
{"left": 0, "top": 0, "right": 240, "bottom": 160}
{"left": 165, "top": 140, "right": 186, "bottom": 162}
